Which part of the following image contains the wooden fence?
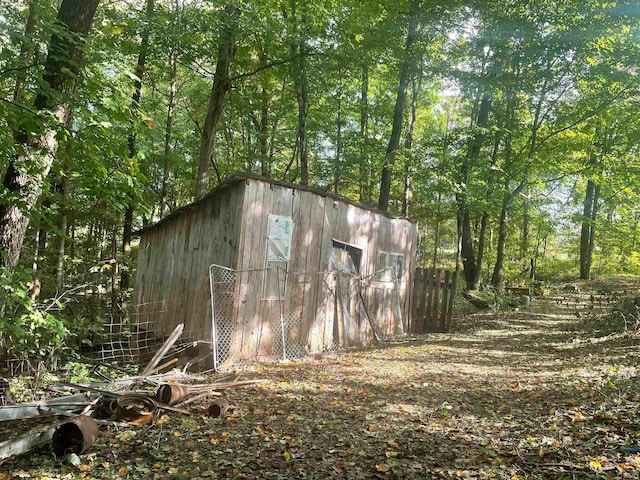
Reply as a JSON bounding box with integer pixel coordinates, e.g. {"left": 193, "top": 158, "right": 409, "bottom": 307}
{"left": 410, "top": 268, "right": 458, "bottom": 334}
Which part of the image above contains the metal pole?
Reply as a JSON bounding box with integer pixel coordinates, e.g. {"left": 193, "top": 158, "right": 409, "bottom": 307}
{"left": 276, "top": 266, "right": 287, "bottom": 361}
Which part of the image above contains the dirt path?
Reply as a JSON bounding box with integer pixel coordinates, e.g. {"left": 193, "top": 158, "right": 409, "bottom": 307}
{"left": 3, "top": 285, "right": 640, "bottom": 479}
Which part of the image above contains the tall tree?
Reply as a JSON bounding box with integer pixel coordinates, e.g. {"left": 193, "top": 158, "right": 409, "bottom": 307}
{"left": 378, "top": 2, "right": 420, "bottom": 212}
{"left": 0, "top": 0, "right": 100, "bottom": 270}
{"left": 121, "top": 0, "right": 155, "bottom": 296}
{"left": 287, "top": 0, "right": 309, "bottom": 185}
{"left": 194, "top": 4, "right": 241, "bottom": 200}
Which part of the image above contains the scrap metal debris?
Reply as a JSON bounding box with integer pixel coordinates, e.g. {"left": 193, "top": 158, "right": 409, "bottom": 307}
{"left": 0, "top": 323, "right": 265, "bottom": 463}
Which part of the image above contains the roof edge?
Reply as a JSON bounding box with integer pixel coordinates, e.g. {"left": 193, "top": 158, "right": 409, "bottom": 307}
{"left": 136, "top": 172, "right": 415, "bottom": 236}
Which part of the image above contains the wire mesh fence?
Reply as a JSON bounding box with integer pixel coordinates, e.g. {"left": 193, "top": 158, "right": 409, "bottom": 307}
{"left": 23, "top": 264, "right": 409, "bottom": 371}
{"left": 208, "top": 264, "right": 406, "bottom": 370}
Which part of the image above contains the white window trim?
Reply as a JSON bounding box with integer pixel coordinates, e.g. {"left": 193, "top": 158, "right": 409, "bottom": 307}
{"left": 375, "top": 251, "right": 404, "bottom": 283}
{"left": 262, "top": 214, "right": 294, "bottom": 300}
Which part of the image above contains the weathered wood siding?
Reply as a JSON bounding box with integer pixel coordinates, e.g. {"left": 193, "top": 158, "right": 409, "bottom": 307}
{"left": 229, "top": 177, "right": 417, "bottom": 361}
{"left": 134, "top": 184, "right": 244, "bottom": 342}
{"left": 134, "top": 174, "right": 417, "bottom": 364}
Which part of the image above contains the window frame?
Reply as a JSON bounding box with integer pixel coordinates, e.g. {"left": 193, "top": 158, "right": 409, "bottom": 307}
{"left": 330, "top": 239, "right": 363, "bottom": 275}
{"left": 262, "top": 214, "right": 294, "bottom": 300}
{"left": 375, "top": 251, "right": 404, "bottom": 283}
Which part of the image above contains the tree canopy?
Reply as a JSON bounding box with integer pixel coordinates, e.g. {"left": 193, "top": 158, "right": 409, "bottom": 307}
{"left": 1, "top": 0, "right": 640, "bottom": 325}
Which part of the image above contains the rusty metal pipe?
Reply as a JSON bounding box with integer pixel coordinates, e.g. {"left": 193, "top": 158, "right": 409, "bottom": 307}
{"left": 207, "top": 398, "right": 229, "bottom": 418}
{"left": 51, "top": 415, "right": 99, "bottom": 456}
{"left": 155, "top": 384, "right": 191, "bottom": 406}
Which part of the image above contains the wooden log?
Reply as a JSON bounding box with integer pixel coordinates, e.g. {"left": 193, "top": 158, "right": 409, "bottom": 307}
{"left": 505, "top": 286, "right": 530, "bottom": 296}
{"left": 463, "top": 291, "right": 491, "bottom": 310}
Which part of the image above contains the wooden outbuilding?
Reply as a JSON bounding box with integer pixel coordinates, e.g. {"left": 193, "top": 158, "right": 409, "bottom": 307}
{"left": 133, "top": 173, "right": 418, "bottom": 368}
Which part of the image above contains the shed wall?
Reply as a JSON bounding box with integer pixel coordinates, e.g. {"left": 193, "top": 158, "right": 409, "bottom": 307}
{"left": 133, "top": 184, "right": 244, "bottom": 342}
{"left": 133, "top": 176, "right": 417, "bottom": 366}
{"left": 228, "top": 178, "right": 417, "bottom": 362}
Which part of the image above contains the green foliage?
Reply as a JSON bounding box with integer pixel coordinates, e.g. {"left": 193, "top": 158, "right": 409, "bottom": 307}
{"left": 0, "top": 266, "right": 70, "bottom": 368}
{"left": 1, "top": 0, "right": 640, "bottom": 372}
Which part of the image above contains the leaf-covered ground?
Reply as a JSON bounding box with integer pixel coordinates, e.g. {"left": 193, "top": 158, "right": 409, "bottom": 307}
{"left": 3, "top": 281, "right": 640, "bottom": 479}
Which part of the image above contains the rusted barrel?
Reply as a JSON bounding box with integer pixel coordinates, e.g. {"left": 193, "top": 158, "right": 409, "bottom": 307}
{"left": 115, "top": 394, "right": 156, "bottom": 425}
{"left": 207, "top": 398, "right": 229, "bottom": 418}
{"left": 155, "top": 384, "right": 191, "bottom": 406}
{"left": 51, "top": 415, "right": 99, "bottom": 456}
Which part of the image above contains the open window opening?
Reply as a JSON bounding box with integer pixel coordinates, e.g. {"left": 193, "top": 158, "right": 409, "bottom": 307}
{"left": 331, "top": 239, "right": 362, "bottom": 275}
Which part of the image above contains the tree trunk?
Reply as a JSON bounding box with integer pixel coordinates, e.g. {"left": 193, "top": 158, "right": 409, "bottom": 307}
{"left": 55, "top": 137, "right": 73, "bottom": 291}
{"left": 431, "top": 192, "right": 442, "bottom": 269}
{"left": 491, "top": 197, "right": 509, "bottom": 288}
{"left": 55, "top": 198, "right": 68, "bottom": 291}
{"left": 632, "top": 212, "right": 639, "bottom": 251}
{"left": 402, "top": 76, "right": 420, "bottom": 216}
{"left": 474, "top": 211, "right": 489, "bottom": 288}
{"left": 0, "top": 0, "right": 100, "bottom": 270}
{"left": 121, "top": 0, "right": 154, "bottom": 296}
{"left": 457, "top": 92, "right": 492, "bottom": 289}
{"left": 587, "top": 185, "right": 601, "bottom": 276}
{"left": 290, "top": 1, "right": 309, "bottom": 186}
{"left": 579, "top": 179, "right": 600, "bottom": 280}
{"left": 31, "top": 216, "right": 47, "bottom": 300}
{"left": 359, "top": 64, "right": 370, "bottom": 204}
{"left": 110, "top": 227, "right": 119, "bottom": 319}
{"left": 160, "top": 48, "right": 177, "bottom": 217}
{"left": 378, "top": 8, "right": 419, "bottom": 212}
{"left": 521, "top": 198, "right": 529, "bottom": 258}
{"left": 458, "top": 207, "right": 477, "bottom": 289}
{"left": 255, "top": 40, "right": 271, "bottom": 177}
{"left": 194, "top": 4, "right": 241, "bottom": 199}
{"left": 333, "top": 75, "right": 343, "bottom": 194}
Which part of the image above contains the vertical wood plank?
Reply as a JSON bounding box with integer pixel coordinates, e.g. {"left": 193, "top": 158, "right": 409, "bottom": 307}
{"left": 446, "top": 269, "right": 458, "bottom": 333}
{"left": 432, "top": 269, "right": 443, "bottom": 333}
{"left": 440, "top": 270, "right": 451, "bottom": 333}
{"left": 414, "top": 269, "right": 427, "bottom": 333}
{"left": 425, "top": 268, "right": 435, "bottom": 332}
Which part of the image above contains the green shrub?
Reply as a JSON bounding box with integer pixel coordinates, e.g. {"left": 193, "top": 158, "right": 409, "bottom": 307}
{"left": 0, "top": 266, "right": 70, "bottom": 371}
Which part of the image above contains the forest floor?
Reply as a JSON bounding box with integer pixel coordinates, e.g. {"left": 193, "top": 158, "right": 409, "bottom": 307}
{"left": 3, "top": 278, "right": 640, "bottom": 479}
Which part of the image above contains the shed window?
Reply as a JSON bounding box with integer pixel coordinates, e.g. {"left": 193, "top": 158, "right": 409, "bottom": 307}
{"left": 263, "top": 215, "right": 294, "bottom": 299}
{"left": 376, "top": 252, "right": 404, "bottom": 282}
{"left": 331, "top": 239, "right": 362, "bottom": 275}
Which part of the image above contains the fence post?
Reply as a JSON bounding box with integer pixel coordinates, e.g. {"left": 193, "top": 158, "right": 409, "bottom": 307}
{"left": 424, "top": 268, "right": 434, "bottom": 332}
{"left": 440, "top": 270, "right": 451, "bottom": 333}
{"left": 414, "top": 269, "right": 427, "bottom": 333}
{"left": 446, "top": 270, "right": 458, "bottom": 332}
{"left": 431, "top": 269, "right": 442, "bottom": 333}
